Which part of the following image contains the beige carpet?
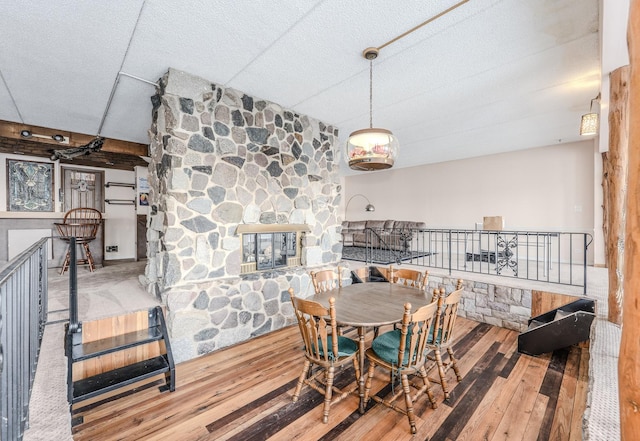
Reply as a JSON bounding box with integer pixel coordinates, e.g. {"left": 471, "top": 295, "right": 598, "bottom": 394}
{"left": 23, "top": 261, "right": 158, "bottom": 441}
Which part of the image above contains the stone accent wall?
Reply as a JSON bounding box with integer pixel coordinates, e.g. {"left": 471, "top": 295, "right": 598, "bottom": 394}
{"left": 427, "top": 276, "right": 531, "bottom": 331}
{"left": 145, "top": 68, "right": 342, "bottom": 362}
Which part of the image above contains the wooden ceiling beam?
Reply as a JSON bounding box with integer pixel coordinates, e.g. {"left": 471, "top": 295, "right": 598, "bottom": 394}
{"left": 0, "top": 120, "right": 148, "bottom": 156}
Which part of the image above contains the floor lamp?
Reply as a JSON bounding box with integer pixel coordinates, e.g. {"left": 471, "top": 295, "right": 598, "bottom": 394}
{"left": 345, "top": 194, "right": 375, "bottom": 219}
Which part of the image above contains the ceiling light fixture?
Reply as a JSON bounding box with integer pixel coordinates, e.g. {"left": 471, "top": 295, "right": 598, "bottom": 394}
{"left": 580, "top": 93, "right": 600, "bottom": 136}
{"left": 347, "top": 48, "right": 399, "bottom": 171}
{"left": 346, "top": 0, "right": 471, "bottom": 171}
{"left": 52, "top": 134, "right": 65, "bottom": 142}
{"left": 20, "top": 130, "right": 32, "bottom": 138}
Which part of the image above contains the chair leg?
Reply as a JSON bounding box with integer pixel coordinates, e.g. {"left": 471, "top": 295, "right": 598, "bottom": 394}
{"left": 363, "top": 362, "right": 376, "bottom": 406}
{"left": 401, "top": 373, "right": 417, "bottom": 434}
{"left": 293, "top": 360, "right": 311, "bottom": 402}
{"left": 352, "top": 357, "right": 360, "bottom": 382}
{"left": 322, "top": 366, "right": 335, "bottom": 424}
{"left": 60, "top": 248, "right": 71, "bottom": 275}
{"left": 433, "top": 348, "right": 451, "bottom": 400}
{"left": 82, "top": 243, "right": 95, "bottom": 272}
{"left": 418, "top": 366, "right": 438, "bottom": 409}
{"left": 448, "top": 347, "right": 462, "bottom": 381}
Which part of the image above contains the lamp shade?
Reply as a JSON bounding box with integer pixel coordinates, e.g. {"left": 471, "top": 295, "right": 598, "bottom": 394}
{"left": 347, "top": 128, "right": 399, "bottom": 171}
{"left": 580, "top": 112, "right": 599, "bottom": 136}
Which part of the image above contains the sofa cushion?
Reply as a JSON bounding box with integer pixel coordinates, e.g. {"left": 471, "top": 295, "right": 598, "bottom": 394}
{"left": 394, "top": 221, "right": 427, "bottom": 230}
{"left": 365, "top": 220, "right": 387, "bottom": 230}
{"left": 384, "top": 220, "right": 396, "bottom": 230}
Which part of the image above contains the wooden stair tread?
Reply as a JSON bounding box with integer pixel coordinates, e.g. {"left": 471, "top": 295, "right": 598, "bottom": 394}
{"left": 72, "top": 356, "right": 170, "bottom": 402}
{"left": 72, "top": 327, "right": 163, "bottom": 361}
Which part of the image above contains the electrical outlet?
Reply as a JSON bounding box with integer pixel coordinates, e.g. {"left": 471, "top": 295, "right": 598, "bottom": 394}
{"left": 106, "top": 246, "right": 118, "bottom": 252}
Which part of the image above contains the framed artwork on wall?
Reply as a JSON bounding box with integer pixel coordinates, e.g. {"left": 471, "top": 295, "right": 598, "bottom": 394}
{"left": 6, "top": 159, "right": 54, "bottom": 212}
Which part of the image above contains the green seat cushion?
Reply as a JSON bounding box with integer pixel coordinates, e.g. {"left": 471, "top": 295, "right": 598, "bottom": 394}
{"left": 427, "top": 327, "right": 446, "bottom": 345}
{"left": 371, "top": 329, "right": 413, "bottom": 365}
{"left": 317, "top": 335, "right": 358, "bottom": 360}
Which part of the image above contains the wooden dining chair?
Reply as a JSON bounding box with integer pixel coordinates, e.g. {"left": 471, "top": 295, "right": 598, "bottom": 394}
{"left": 389, "top": 265, "right": 428, "bottom": 290}
{"left": 288, "top": 288, "right": 359, "bottom": 424}
{"left": 429, "top": 278, "right": 463, "bottom": 302}
{"left": 310, "top": 266, "right": 342, "bottom": 293}
{"left": 54, "top": 207, "right": 103, "bottom": 274}
{"left": 350, "top": 266, "right": 369, "bottom": 283}
{"left": 427, "top": 285, "right": 464, "bottom": 400}
{"left": 363, "top": 300, "right": 440, "bottom": 434}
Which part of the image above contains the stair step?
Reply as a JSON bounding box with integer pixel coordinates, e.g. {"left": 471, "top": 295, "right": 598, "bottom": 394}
{"left": 72, "top": 327, "right": 163, "bottom": 361}
{"left": 72, "top": 356, "right": 170, "bottom": 403}
{"left": 528, "top": 320, "right": 546, "bottom": 330}
{"left": 554, "top": 310, "right": 572, "bottom": 321}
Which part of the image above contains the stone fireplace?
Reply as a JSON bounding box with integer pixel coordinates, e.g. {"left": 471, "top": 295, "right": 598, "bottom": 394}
{"left": 145, "top": 68, "right": 342, "bottom": 362}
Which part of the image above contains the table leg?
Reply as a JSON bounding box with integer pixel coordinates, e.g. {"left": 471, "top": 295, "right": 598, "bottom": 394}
{"left": 358, "top": 326, "right": 366, "bottom": 414}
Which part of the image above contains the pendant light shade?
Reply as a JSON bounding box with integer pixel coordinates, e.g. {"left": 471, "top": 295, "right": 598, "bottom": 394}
{"left": 579, "top": 93, "right": 600, "bottom": 136}
{"left": 347, "top": 47, "right": 399, "bottom": 171}
{"left": 579, "top": 113, "right": 599, "bottom": 136}
{"left": 347, "top": 128, "right": 399, "bottom": 170}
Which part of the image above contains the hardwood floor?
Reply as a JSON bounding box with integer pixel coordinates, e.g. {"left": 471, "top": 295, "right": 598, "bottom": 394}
{"left": 71, "top": 318, "right": 589, "bottom": 441}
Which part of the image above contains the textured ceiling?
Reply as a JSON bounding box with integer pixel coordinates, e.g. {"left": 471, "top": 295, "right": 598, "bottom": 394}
{"left": 0, "top": 0, "right": 600, "bottom": 175}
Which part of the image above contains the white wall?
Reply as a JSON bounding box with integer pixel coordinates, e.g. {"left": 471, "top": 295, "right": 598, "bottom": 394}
{"left": 0, "top": 152, "right": 140, "bottom": 261}
{"left": 103, "top": 169, "right": 137, "bottom": 260}
{"left": 344, "top": 140, "right": 597, "bottom": 233}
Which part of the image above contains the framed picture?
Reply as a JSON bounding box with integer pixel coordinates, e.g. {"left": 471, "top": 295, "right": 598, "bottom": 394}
{"left": 6, "top": 159, "right": 54, "bottom": 212}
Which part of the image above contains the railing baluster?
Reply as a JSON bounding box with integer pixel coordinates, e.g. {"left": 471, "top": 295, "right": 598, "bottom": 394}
{"left": 345, "top": 228, "right": 591, "bottom": 291}
{"left": 0, "top": 237, "right": 49, "bottom": 441}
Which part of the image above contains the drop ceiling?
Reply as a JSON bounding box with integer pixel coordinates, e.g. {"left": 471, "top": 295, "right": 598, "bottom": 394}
{"left": 0, "top": 0, "right": 600, "bottom": 175}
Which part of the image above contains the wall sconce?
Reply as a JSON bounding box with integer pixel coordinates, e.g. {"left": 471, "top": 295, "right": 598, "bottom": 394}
{"left": 345, "top": 194, "right": 375, "bottom": 218}
{"left": 580, "top": 93, "right": 600, "bottom": 136}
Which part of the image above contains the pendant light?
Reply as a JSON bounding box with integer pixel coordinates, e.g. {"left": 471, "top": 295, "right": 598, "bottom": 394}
{"left": 579, "top": 93, "right": 600, "bottom": 136}
{"left": 346, "top": 48, "right": 399, "bottom": 171}
{"left": 345, "top": 1, "right": 471, "bottom": 171}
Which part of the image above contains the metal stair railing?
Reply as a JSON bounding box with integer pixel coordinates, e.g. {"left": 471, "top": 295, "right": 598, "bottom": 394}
{"left": 352, "top": 227, "right": 592, "bottom": 294}
{"left": 0, "top": 237, "right": 49, "bottom": 441}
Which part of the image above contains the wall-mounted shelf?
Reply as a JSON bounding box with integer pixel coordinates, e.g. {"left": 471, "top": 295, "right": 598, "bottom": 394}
{"left": 105, "top": 199, "right": 135, "bottom": 205}
{"left": 105, "top": 182, "right": 135, "bottom": 189}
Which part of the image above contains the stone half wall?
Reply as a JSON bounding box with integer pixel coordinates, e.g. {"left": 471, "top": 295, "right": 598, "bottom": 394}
{"left": 427, "top": 276, "right": 531, "bottom": 331}
{"left": 145, "top": 68, "right": 342, "bottom": 362}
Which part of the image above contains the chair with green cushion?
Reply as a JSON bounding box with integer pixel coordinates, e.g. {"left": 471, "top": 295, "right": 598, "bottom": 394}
{"left": 427, "top": 285, "right": 464, "bottom": 400}
{"left": 288, "top": 288, "right": 359, "bottom": 424}
{"left": 363, "top": 299, "right": 439, "bottom": 434}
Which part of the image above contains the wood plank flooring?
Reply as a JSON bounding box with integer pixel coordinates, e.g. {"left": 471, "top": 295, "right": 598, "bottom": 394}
{"left": 71, "top": 317, "right": 589, "bottom": 441}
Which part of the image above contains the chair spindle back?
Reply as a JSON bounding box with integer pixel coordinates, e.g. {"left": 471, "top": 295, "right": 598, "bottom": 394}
{"left": 310, "top": 267, "right": 342, "bottom": 293}
{"left": 396, "top": 300, "right": 439, "bottom": 370}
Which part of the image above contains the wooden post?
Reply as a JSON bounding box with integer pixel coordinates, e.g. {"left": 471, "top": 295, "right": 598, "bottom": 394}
{"left": 620, "top": 1, "right": 640, "bottom": 438}
{"left": 603, "top": 65, "right": 630, "bottom": 325}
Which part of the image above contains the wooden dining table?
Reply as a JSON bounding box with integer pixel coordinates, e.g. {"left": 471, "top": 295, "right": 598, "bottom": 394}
{"left": 310, "top": 282, "right": 433, "bottom": 413}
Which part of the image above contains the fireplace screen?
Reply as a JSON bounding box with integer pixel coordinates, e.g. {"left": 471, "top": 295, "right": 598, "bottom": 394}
{"left": 246, "top": 232, "right": 292, "bottom": 270}
{"left": 240, "top": 227, "right": 305, "bottom": 274}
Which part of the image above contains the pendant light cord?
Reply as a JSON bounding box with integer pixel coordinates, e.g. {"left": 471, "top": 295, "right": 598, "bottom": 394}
{"left": 369, "top": 59, "right": 373, "bottom": 128}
